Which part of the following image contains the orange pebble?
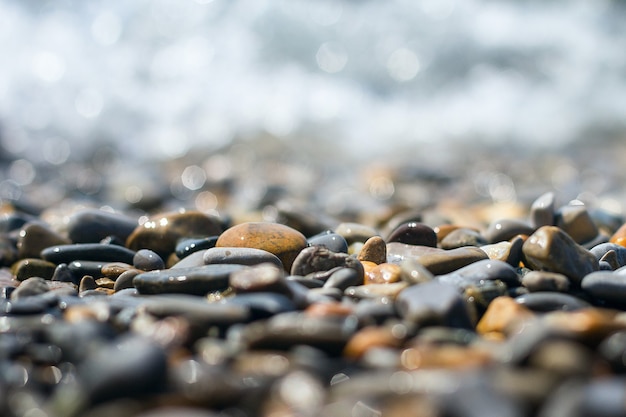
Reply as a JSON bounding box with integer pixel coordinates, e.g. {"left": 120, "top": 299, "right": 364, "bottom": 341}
{"left": 364, "top": 263, "right": 402, "bottom": 284}
{"left": 610, "top": 223, "right": 626, "bottom": 247}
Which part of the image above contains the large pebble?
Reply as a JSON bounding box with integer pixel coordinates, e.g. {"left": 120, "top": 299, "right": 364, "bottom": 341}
{"left": 126, "top": 210, "right": 223, "bottom": 259}
{"left": 41, "top": 243, "right": 136, "bottom": 265}
{"left": 395, "top": 281, "right": 474, "bottom": 329}
{"left": 10, "top": 277, "right": 50, "bottom": 300}
{"left": 522, "top": 225, "right": 599, "bottom": 285}
{"left": 66, "top": 208, "right": 138, "bottom": 243}
{"left": 386, "top": 222, "right": 437, "bottom": 247}
{"left": 133, "top": 264, "right": 245, "bottom": 295}
{"left": 387, "top": 243, "right": 488, "bottom": 275}
{"left": 357, "top": 235, "right": 387, "bottom": 264}
{"left": 133, "top": 249, "right": 165, "bottom": 271}
{"left": 216, "top": 222, "right": 306, "bottom": 271}
{"left": 12, "top": 258, "right": 56, "bottom": 281}
{"left": 203, "top": 247, "right": 283, "bottom": 269}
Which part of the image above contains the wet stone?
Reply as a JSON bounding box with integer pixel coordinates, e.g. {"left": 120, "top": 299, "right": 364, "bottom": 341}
{"left": 522, "top": 270, "right": 571, "bottom": 293}
{"left": 522, "top": 226, "right": 599, "bottom": 285}
{"left": 480, "top": 235, "right": 524, "bottom": 267}
{"left": 387, "top": 243, "right": 489, "bottom": 275}
{"left": 170, "top": 250, "right": 206, "bottom": 269}
{"left": 440, "top": 228, "right": 487, "bottom": 249}
{"left": 175, "top": 236, "right": 219, "bottom": 259}
{"left": 41, "top": 243, "right": 136, "bottom": 265}
{"left": 203, "top": 247, "right": 283, "bottom": 269}
{"left": 11, "top": 277, "right": 50, "bottom": 300}
{"left": 399, "top": 258, "right": 435, "bottom": 285}
{"left": 216, "top": 222, "right": 307, "bottom": 272}
{"left": 581, "top": 271, "right": 626, "bottom": 307}
{"left": 101, "top": 262, "right": 134, "bottom": 279}
{"left": 515, "top": 291, "right": 591, "bottom": 312}
{"left": 307, "top": 231, "right": 349, "bottom": 254}
{"left": 436, "top": 259, "right": 520, "bottom": 290}
{"left": 484, "top": 218, "right": 534, "bottom": 244}
{"left": 113, "top": 269, "right": 141, "bottom": 292}
{"left": 364, "top": 263, "right": 402, "bottom": 285}
{"left": 17, "top": 221, "right": 71, "bottom": 259}
{"left": 51, "top": 263, "right": 77, "bottom": 283}
{"left": 68, "top": 260, "right": 107, "bottom": 281}
{"left": 386, "top": 222, "right": 438, "bottom": 247}
{"left": 133, "top": 249, "right": 165, "bottom": 271}
{"left": 357, "top": 235, "right": 387, "bottom": 264}
{"left": 555, "top": 205, "right": 599, "bottom": 245}
{"left": 229, "top": 262, "right": 289, "bottom": 294}
{"left": 530, "top": 191, "right": 556, "bottom": 229}
{"left": 126, "top": 210, "right": 223, "bottom": 260}
{"left": 66, "top": 208, "right": 138, "bottom": 244}
{"left": 334, "top": 222, "right": 379, "bottom": 245}
{"left": 133, "top": 264, "right": 245, "bottom": 295}
{"left": 589, "top": 242, "right": 626, "bottom": 270}
{"left": 476, "top": 296, "right": 535, "bottom": 336}
{"left": 12, "top": 258, "right": 56, "bottom": 281}
{"left": 395, "top": 281, "right": 474, "bottom": 329}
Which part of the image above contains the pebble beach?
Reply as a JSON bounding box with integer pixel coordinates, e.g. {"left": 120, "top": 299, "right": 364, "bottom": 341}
{"left": 4, "top": 1, "right": 626, "bottom": 416}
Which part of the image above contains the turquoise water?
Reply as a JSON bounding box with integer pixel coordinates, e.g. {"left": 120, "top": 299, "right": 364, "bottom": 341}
{"left": 1, "top": 0, "right": 625, "bottom": 163}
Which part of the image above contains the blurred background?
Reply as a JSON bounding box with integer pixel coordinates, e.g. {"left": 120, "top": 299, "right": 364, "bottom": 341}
{"left": 1, "top": 0, "right": 626, "bottom": 214}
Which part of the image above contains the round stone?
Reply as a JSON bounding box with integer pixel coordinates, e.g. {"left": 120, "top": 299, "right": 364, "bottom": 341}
{"left": 216, "top": 222, "right": 307, "bottom": 272}
{"left": 126, "top": 210, "right": 223, "bottom": 260}
{"left": 484, "top": 219, "right": 534, "bottom": 244}
{"left": 133, "top": 249, "right": 165, "bottom": 271}
{"left": 522, "top": 271, "right": 571, "bottom": 293}
{"left": 386, "top": 222, "right": 437, "bottom": 247}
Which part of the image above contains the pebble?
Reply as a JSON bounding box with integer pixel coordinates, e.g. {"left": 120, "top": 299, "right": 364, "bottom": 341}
{"left": 10, "top": 277, "right": 50, "bottom": 300}
{"left": 514, "top": 291, "right": 591, "bottom": 312}
{"left": 126, "top": 210, "right": 223, "bottom": 259}
{"left": 323, "top": 267, "right": 362, "bottom": 291}
{"left": 581, "top": 271, "right": 626, "bottom": 307}
{"left": 113, "top": 268, "right": 141, "bottom": 292}
{"left": 334, "top": 222, "right": 379, "bottom": 245}
{"left": 386, "top": 222, "right": 438, "bottom": 247}
{"left": 484, "top": 218, "right": 534, "bottom": 243}
{"left": 589, "top": 242, "right": 626, "bottom": 269}
{"left": 133, "top": 248, "right": 165, "bottom": 271}
{"left": 307, "top": 231, "right": 349, "bottom": 254}
{"left": 66, "top": 208, "right": 138, "bottom": 243}
{"left": 17, "top": 221, "right": 71, "bottom": 259}
{"left": 41, "top": 243, "right": 137, "bottom": 265}
{"left": 530, "top": 191, "right": 556, "bottom": 228}
{"left": 175, "top": 236, "right": 219, "bottom": 259}
{"left": 522, "top": 225, "right": 599, "bottom": 285}
{"left": 480, "top": 235, "right": 524, "bottom": 266}
{"left": 387, "top": 243, "right": 489, "bottom": 275}
{"left": 436, "top": 259, "right": 521, "bottom": 289}
{"left": 215, "top": 221, "right": 307, "bottom": 271}
{"left": 364, "top": 262, "right": 402, "bottom": 284}
{"left": 555, "top": 204, "right": 599, "bottom": 245}
{"left": 440, "top": 227, "right": 487, "bottom": 249}
{"left": 522, "top": 270, "right": 571, "bottom": 292}
{"left": 11, "top": 258, "right": 57, "bottom": 281}
{"left": 476, "top": 296, "right": 535, "bottom": 336}
{"left": 290, "top": 245, "right": 364, "bottom": 281}
{"left": 133, "top": 264, "right": 245, "bottom": 295}
{"left": 203, "top": 246, "right": 283, "bottom": 268}
{"left": 357, "top": 235, "right": 387, "bottom": 264}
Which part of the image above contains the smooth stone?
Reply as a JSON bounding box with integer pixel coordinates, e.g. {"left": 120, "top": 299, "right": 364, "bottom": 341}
{"left": 357, "top": 236, "right": 387, "bottom": 264}
{"left": 80, "top": 335, "right": 168, "bottom": 404}
{"left": 307, "top": 231, "right": 349, "bottom": 254}
{"left": 133, "top": 264, "right": 245, "bottom": 295}
{"left": 522, "top": 271, "right": 571, "bottom": 293}
{"left": 399, "top": 258, "right": 435, "bottom": 285}
{"left": 229, "top": 263, "right": 289, "bottom": 294}
{"left": 142, "top": 295, "right": 251, "bottom": 328}
{"left": 395, "top": 281, "right": 474, "bottom": 329}
{"left": 17, "top": 222, "right": 71, "bottom": 259}
{"left": 0, "top": 211, "right": 33, "bottom": 233}
{"left": 581, "top": 271, "right": 626, "bottom": 306}
{"left": 114, "top": 269, "right": 141, "bottom": 292}
{"left": 203, "top": 247, "right": 283, "bottom": 269}
{"left": 440, "top": 228, "right": 487, "bottom": 250}
{"left": 484, "top": 218, "right": 534, "bottom": 244}
{"left": 522, "top": 226, "right": 599, "bottom": 285}
{"left": 10, "top": 277, "right": 50, "bottom": 300}
{"left": 12, "top": 258, "right": 56, "bottom": 281}
{"left": 354, "top": 300, "right": 399, "bottom": 326}
{"left": 241, "top": 312, "right": 357, "bottom": 355}
{"left": 126, "top": 210, "right": 223, "bottom": 259}
{"left": 514, "top": 292, "right": 591, "bottom": 312}
{"left": 170, "top": 250, "right": 206, "bottom": 269}
{"left": 51, "top": 263, "right": 77, "bottom": 284}
{"left": 345, "top": 282, "right": 409, "bottom": 300}
{"left": 66, "top": 208, "right": 138, "bottom": 244}
{"left": 324, "top": 267, "right": 362, "bottom": 291}
{"left": 476, "top": 296, "right": 535, "bottom": 336}
{"left": 579, "top": 377, "right": 626, "bottom": 417}
{"left": 590, "top": 242, "right": 626, "bottom": 269}
{"left": 175, "top": 236, "right": 219, "bottom": 259}
{"left": 365, "top": 263, "right": 402, "bottom": 284}
{"left": 480, "top": 235, "right": 524, "bottom": 267}
{"left": 436, "top": 259, "right": 520, "bottom": 289}
{"left": 79, "top": 275, "right": 97, "bottom": 292}
{"left": 343, "top": 325, "right": 405, "bottom": 359}
{"left": 530, "top": 191, "right": 555, "bottom": 228}
{"left": 41, "top": 243, "right": 136, "bottom": 265}
{"left": 387, "top": 243, "right": 489, "bottom": 275}
{"left": 463, "top": 279, "right": 509, "bottom": 314}
{"left": 216, "top": 222, "right": 307, "bottom": 272}
{"left": 133, "top": 249, "right": 165, "bottom": 271}
{"left": 291, "top": 246, "right": 364, "bottom": 281}
{"left": 224, "top": 292, "right": 296, "bottom": 319}
{"left": 387, "top": 222, "right": 437, "bottom": 247}
{"left": 598, "top": 331, "right": 626, "bottom": 372}
{"left": 334, "top": 222, "right": 379, "bottom": 245}
{"left": 68, "top": 260, "right": 107, "bottom": 281}
{"left": 101, "top": 262, "right": 134, "bottom": 279}
{"left": 555, "top": 205, "right": 599, "bottom": 245}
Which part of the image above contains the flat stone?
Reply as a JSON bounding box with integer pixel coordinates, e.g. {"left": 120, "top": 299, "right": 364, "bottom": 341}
{"left": 529, "top": 191, "right": 555, "bottom": 228}
{"left": 203, "top": 247, "right": 283, "bottom": 269}
{"left": 17, "top": 221, "right": 71, "bottom": 259}
{"left": 357, "top": 236, "right": 387, "bottom": 264}
{"left": 555, "top": 205, "right": 599, "bottom": 245}
{"left": 522, "top": 271, "right": 571, "bottom": 293}
{"left": 41, "top": 243, "right": 136, "bottom": 265}
{"left": 522, "top": 226, "right": 599, "bottom": 285}
{"left": 66, "top": 208, "right": 138, "bottom": 244}
{"left": 133, "top": 264, "right": 244, "bottom": 295}
{"left": 436, "top": 259, "right": 520, "bottom": 289}
{"left": 216, "top": 222, "right": 306, "bottom": 272}
{"left": 484, "top": 218, "right": 534, "bottom": 244}
{"left": 386, "top": 222, "right": 437, "bottom": 247}
{"left": 387, "top": 243, "right": 489, "bottom": 275}
{"left": 515, "top": 292, "right": 591, "bottom": 312}
{"left": 395, "top": 281, "right": 474, "bottom": 329}
{"left": 126, "top": 210, "right": 223, "bottom": 260}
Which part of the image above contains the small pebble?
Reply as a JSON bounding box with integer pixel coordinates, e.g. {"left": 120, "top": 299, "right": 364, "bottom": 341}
{"left": 357, "top": 235, "right": 387, "bottom": 264}
{"left": 133, "top": 248, "right": 165, "bottom": 271}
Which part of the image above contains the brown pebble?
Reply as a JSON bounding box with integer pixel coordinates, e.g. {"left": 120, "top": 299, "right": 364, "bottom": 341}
{"left": 305, "top": 302, "right": 354, "bottom": 318}
{"left": 344, "top": 326, "right": 405, "bottom": 359}
{"left": 101, "top": 262, "right": 134, "bottom": 279}
{"left": 476, "top": 296, "right": 535, "bottom": 336}
{"left": 364, "top": 263, "right": 402, "bottom": 284}
{"left": 216, "top": 222, "right": 307, "bottom": 272}
{"left": 79, "top": 275, "right": 97, "bottom": 292}
{"left": 555, "top": 205, "right": 599, "bottom": 244}
{"left": 17, "top": 222, "right": 71, "bottom": 259}
{"left": 357, "top": 236, "right": 387, "bottom": 264}
{"left": 400, "top": 343, "right": 493, "bottom": 370}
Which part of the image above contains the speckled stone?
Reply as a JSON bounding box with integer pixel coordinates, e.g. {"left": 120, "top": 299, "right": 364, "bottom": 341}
{"left": 216, "top": 222, "right": 306, "bottom": 271}
{"left": 387, "top": 243, "right": 489, "bottom": 275}
{"left": 529, "top": 191, "right": 555, "bottom": 228}
{"left": 17, "top": 221, "right": 71, "bottom": 259}
{"left": 11, "top": 258, "right": 56, "bottom": 281}
{"left": 334, "top": 222, "right": 379, "bottom": 245}
{"left": 484, "top": 219, "right": 534, "bottom": 244}
{"left": 522, "top": 270, "right": 571, "bottom": 293}
{"left": 386, "top": 222, "right": 437, "bottom": 247}
{"left": 357, "top": 236, "right": 387, "bottom": 264}
{"left": 203, "top": 247, "right": 283, "bottom": 269}
{"left": 126, "top": 210, "right": 223, "bottom": 259}
{"left": 555, "top": 205, "right": 599, "bottom": 245}
{"left": 522, "top": 225, "right": 599, "bottom": 285}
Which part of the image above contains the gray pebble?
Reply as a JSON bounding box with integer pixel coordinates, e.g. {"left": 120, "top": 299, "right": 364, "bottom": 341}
{"left": 133, "top": 249, "right": 165, "bottom": 271}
